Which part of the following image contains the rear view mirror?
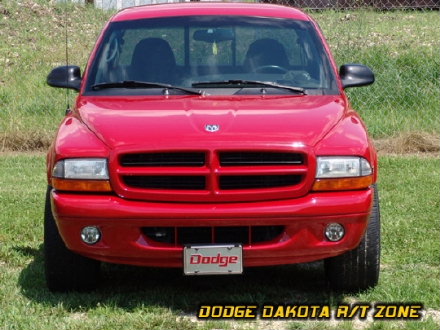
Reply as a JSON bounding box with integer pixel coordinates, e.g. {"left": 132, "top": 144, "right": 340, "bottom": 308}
{"left": 340, "top": 64, "right": 374, "bottom": 89}
{"left": 47, "top": 65, "right": 82, "bottom": 91}
{"left": 193, "top": 28, "right": 234, "bottom": 43}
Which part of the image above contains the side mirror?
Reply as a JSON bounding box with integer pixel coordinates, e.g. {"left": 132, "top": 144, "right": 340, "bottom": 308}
{"left": 340, "top": 64, "right": 374, "bottom": 89}
{"left": 47, "top": 65, "right": 82, "bottom": 91}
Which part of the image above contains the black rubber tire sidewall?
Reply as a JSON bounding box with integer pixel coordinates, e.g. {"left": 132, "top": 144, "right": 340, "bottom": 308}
{"left": 325, "top": 184, "right": 381, "bottom": 292}
{"left": 44, "top": 186, "right": 100, "bottom": 292}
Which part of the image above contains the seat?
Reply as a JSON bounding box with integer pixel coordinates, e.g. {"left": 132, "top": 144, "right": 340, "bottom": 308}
{"left": 131, "top": 38, "right": 177, "bottom": 84}
{"left": 243, "top": 38, "right": 289, "bottom": 72}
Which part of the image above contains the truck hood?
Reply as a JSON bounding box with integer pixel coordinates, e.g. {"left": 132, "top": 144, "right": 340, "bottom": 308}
{"left": 76, "top": 95, "right": 346, "bottom": 150}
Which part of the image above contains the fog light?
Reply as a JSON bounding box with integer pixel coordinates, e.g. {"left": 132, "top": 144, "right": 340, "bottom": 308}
{"left": 81, "top": 226, "right": 101, "bottom": 245}
{"left": 325, "top": 223, "right": 345, "bottom": 242}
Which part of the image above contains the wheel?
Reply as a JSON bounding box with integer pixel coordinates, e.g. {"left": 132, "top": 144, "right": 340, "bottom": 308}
{"left": 253, "top": 65, "right": 288, "bottom": 74}
{"left": 325, "top": 184, "right": 380, "bottom": 292}
{"left": 44, "top": 186, "right": 100, "bottom": 292}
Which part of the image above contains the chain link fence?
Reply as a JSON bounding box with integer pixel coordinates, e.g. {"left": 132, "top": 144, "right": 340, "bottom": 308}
{"left": 58, "top": 0, "right": 440, "bottom": 9}
{"left": 0, "top": 0, "right": 439, "bottom": 150}
{"left": 264, "top": 0, "right": 440, "bottom": 138}
{"left": 266, "top": 0, "right": 439, "bottom": 9}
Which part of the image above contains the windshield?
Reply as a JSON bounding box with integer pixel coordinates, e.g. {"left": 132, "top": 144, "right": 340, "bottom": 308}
{"left": 85, "top": 16, "right": 339, "bottom": 95}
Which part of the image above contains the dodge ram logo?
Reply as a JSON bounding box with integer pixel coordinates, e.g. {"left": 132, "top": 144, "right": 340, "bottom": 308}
{"left": 205, "top": 124, "right": 220, "bottom": 132}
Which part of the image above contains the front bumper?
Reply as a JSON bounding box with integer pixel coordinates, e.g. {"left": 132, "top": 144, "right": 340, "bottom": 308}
{"left": 51, "top": 188, "right": 373, "bottom": 267}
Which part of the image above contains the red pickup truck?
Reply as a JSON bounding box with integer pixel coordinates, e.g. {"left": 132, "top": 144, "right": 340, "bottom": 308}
{"left": 45, "top": 2, "right": 380, "bottom": 292}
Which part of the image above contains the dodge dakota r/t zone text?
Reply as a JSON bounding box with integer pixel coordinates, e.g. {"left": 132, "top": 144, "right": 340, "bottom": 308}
{"left": 45, "top": 2, "right": 379, "bottom": 292}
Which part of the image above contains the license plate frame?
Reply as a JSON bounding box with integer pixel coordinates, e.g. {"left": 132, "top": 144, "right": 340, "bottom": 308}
{"left": 183, "top": 244, "right": 243, "bottom": 275}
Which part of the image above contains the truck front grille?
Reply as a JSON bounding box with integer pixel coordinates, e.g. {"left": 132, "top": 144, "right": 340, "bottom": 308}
{"left": 113, "top": 149, "right": 311, "bottom": 202}
{"left": 219, "top": 175, "right": 302, "bottom": 190}
{"left": 142, "top": 226, "right": 284, "bottom": 246}
{"left": 219, "top": 152, "right": 303, "bottom": 166}
{"left": 120, "top": 152, "right": 205, "bottom": 167}
{"left": 123, "top": 176, "right": 206, "bottom": 190}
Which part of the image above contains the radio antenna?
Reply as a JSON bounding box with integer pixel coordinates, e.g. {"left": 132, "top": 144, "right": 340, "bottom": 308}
{"left": 64, "top": 1, "right": 70, "bottom": 114}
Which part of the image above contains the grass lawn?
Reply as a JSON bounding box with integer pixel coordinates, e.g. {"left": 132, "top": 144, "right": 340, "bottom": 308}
{"left": 311, "top": 10, "right": 440, "bottom": 138}
{"left": 0, "top": 153, "right": 438, "bottom": 329}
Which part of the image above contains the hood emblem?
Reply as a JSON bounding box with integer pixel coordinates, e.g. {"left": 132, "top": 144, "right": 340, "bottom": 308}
{"left": 205, "top": 124, "right": 220, "bottom": 133}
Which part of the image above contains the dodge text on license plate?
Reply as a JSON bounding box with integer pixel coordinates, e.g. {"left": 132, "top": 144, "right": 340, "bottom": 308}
{"left": 184, "top": 244, "right": 243, "bottom": 275}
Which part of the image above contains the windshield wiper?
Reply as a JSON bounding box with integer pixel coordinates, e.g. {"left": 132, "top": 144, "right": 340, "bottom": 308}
{"left": 91, "top": 80, "right": 204, "bottom": 95}
{"left": 192, "top": 80, "right": 306, "bottom": 95}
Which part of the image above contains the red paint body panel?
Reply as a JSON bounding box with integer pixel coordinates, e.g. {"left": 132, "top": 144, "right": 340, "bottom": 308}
{"left": 46, "top": 3, "right": 378, "bottom": 269}
{"left": 77, "top": 95, "right": 345, "bottom": 149}
{"left": 51, "top": 189, "right": 373, "bottom": 267}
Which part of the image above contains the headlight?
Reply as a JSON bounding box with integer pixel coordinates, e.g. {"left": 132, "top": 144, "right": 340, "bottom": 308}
{"left": 313, "top": 156, "right": 373, "bottom": 191}
{"left": 53, "top": 158, "right": 109, "bottom": 180}
{"left": 316, "top": 157, "right": 372, "bottom": 178}
{"left": 52, "top": 158, "right": 112, "bottom": 192}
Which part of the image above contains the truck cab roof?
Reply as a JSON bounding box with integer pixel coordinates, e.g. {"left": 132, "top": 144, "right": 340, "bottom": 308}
{"left": 111, "top": 2, "right": 311, "bottom": 22}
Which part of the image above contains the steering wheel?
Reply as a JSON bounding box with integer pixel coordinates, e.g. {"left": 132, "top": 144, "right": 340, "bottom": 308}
{"left": 253, "top": 65, "right": 288, "bottom": 74}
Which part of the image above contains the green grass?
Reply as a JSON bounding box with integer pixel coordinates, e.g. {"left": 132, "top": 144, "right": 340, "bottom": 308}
{"left": 310, "top": 10, "right": 440, "bottom": 137}
{"left": 0, "top": 0, "right": 111, "bottom": 150}
{"left": 0, "top": 153, "right": 439, "bottom": 329}
{"left": 0, "top": 1, "right": 439, "bottom": 150}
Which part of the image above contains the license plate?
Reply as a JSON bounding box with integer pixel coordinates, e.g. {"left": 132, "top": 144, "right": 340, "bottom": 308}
{"left": 183, "top": 244, "right": 243, "bottom": 275}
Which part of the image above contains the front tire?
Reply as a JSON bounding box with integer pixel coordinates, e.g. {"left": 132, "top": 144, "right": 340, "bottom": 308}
{"left": 44, "top": 186, "right": 100, "bottom": 292}
{"left": 325, "top": 184, "right": 381, "bottom": 292}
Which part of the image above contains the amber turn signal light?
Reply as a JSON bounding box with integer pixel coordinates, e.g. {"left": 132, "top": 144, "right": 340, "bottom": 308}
{"left": 52, "top": 178, "right": 112, "bottom": 192}
{"left": 312, "top": 175, "right": 373, "bottom": 191}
